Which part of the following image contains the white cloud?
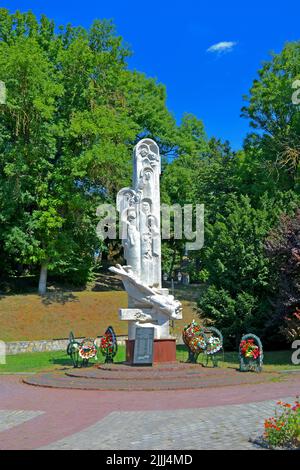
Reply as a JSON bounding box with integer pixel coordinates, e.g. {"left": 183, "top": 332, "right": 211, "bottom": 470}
{"left": 206, "top": 41, "right": 237, "bottom": 55}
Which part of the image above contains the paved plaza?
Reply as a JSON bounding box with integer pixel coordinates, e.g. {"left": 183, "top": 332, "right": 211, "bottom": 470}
{"left": 0, "top": 372, "right": 299, "bottom": 450}
{"left": 41, "top": 398, "right": 293, "bottom": 450}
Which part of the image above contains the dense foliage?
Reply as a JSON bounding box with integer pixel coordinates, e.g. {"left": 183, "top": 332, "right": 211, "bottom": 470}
{"left": 0, "top": 9, "right": 177, "bottom": 292}
{"left": 161, "top": 42, "right": 300, "bottom": 347}
{"left": 265, "top": 210, "right": 300, "bottom": 342}
{"left": 0, "top": 10, "right": 299, "bottom": 347}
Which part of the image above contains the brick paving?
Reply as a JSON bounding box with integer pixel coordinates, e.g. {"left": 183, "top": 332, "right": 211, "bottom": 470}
{"left": 0, "top": 373, "right": 299, "bottom": 450}
{"left": 0, "top": 409, "right": 44, "bottom": 432}
{"left": 41, "top": 398, "right": 294, "bottom": 450}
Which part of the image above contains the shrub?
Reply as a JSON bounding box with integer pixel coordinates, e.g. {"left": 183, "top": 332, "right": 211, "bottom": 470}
{"left": 265, "top": 209, "right": 300, "bottom": 342}
{"left": 198, "top": 285, "right": 262, "bottom": 348}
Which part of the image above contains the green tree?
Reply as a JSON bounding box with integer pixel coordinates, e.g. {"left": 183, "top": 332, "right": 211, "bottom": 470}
{"left": 0, "top": 10, "right": 177, "bottom": 293}
{"left": 265, "top": 209, "right": 300, "bottom": 343}
{"left": 197, "top": 192, "right": 300, "bottom": 346}
{"left": 160, "top": 114, "right": 209, "bottom": 277}
{"left": 242, "top": 41, "right": 300, "bottom": 188}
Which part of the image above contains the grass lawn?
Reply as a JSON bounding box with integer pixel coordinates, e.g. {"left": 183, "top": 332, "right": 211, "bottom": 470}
{"left": 177, "top": 347, "right": 300, "bottom": 371}
{"left": 1, "top": 347, "right": 299, "bottom": 374}
{"left": 0, "top": 290, "right": 197, "bottom": 342}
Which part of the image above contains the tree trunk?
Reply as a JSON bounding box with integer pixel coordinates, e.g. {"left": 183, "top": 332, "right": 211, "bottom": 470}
{"left": 38, "top": 262, "right": 48, "bottom": 296}
{"left": 169, "top": 245, "right": 177, "bottom": 279}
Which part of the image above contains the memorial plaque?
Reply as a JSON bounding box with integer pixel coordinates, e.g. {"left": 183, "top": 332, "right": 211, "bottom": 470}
{"left": 133, "top": 327, "right": 154, "bottom": 365}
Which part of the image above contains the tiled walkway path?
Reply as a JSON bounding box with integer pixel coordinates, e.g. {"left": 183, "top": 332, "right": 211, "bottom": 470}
{"left": 41, "top": 398, "right": 293, "bottom": 450}
{"left": 0, "top": 373, "right": 299, "bottom": 450}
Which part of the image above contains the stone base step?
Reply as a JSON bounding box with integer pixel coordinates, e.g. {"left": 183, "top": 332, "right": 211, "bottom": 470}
{"left": 23, "top": 363, "right": 283, "bottom": 391}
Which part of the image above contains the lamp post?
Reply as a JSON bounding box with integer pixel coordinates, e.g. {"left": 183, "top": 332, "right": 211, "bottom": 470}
{"left": 170, "top": 275, "right": 175, "bottom": 335}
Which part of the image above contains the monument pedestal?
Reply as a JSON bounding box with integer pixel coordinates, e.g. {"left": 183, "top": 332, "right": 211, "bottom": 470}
{"left": 126, "top": 338, "right": 176, "bottom": 364}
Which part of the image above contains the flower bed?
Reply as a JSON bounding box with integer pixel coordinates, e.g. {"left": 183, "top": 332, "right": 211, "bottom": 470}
{"left": 251, "top": 398, "right": 300, "bottom": 449}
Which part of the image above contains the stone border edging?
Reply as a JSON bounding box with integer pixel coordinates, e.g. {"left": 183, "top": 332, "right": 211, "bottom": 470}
{"left": 5, "top": 336, "right": 128, "bottom": 355}
{"left": 5, "top": 335, "right": 183, "bottom": 355}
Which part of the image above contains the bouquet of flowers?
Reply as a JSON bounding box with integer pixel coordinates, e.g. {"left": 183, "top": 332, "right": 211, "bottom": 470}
{"left": 205, "top": 336, "right": 222, "bottom": 355}
{"left": 183, "top": 320, "right": 207, "bottom": 352}
{"left": 99, "top": 326, "right": 118, "bottom": 363}
{"left": 183, "top": 320, "right": 201, "bottom": 339}
{"left": 100, "top": 331, "right": 114, "bottom": 356}
{"left": 189, "top": 335, "right": 206, "bottom": 353}
{"left": 78, "top": 338, "right": 97, "bottom": 360}
{"left": 240, "top": 338, "right": 260, "bottom": 359}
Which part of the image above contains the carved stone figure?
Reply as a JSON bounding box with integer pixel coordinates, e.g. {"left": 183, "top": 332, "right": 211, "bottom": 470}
{"left": 110, "top": 264, "right": 182, "bottom": 320}
{"left": 109, "top": 138, "right": 182, "bottom": 341}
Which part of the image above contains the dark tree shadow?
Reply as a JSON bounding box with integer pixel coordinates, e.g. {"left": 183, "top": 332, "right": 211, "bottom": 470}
{"left": 41, "top": 291, "right": 78, "bottom": 305}
{"left": 92, "top": 272, "right": 123, "bottom": 292}
{"left": 51, "top": 357, "right": 99, "bottom": 368}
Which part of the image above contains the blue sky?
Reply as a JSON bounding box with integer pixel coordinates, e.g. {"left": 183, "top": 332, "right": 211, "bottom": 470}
{"left": 2, "top": 0, "right": 300, "bottom": 149}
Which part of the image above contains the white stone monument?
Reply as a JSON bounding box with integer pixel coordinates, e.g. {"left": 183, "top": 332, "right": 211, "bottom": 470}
{"left": 109, "top": 138, "right": 182, "bottom": 362}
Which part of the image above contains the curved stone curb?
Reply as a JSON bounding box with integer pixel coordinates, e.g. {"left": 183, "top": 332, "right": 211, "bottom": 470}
{"left": 23, "top": 364, "right": 285, "bottom": 391}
